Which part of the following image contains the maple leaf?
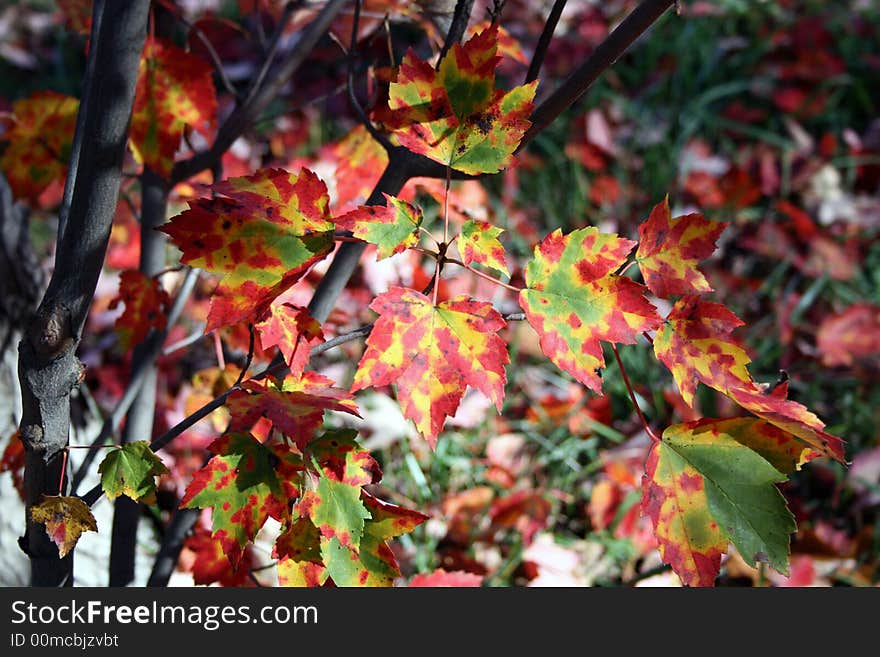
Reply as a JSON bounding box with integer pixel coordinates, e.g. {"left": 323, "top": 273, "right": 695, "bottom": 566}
{"left": 255, "top": 303, "right": 324, "bottom": 377}
{"left": 227, "top": 372, "right": 360, "bottom": 449}
{"left": 275, "top": 516, "right": 328, "bottom": 587}
{"left": 328, "top": 125, "right": 389, "bottom": 212}
{"left": 635, "top": 197, "right": 728, "bottom": 298}
{"left": 459, "top": 219, "right": 509, "bottom": 276}
{"left": 98, "top": 441, "right": 169, "bottom": 504}
{"left": 299, "top": 476, "right": 371, "bottom": 551}
{"left": 160, "top": 168, "right": 334, "bottom": 330}
{"left": 186, "top": 526, "right": 255, "bottom": 587}
{"left": 0, "top": 91, "right": 78, "bottom": 202}
{"left": 108, "top": 270, "right": 171, "bottom": 351}
{"left": 31, "top": 496, "right": 98, "bottom": 558}
{"left": 0, "top": 431, "right": 25, "bottom": 500}
{"left": 388, "top": 25, "right": 537, "bottom": 174}
{"left": 129, "top": 37, "right": 217, "bottom": 178}
{"left": 725, "top": 383, "right": 845, "bottom": 462}
{"left": 180, "top": 433, "right": 290, "bottom": 568}
{"left": 309, "top": 429, "right": 382, "bottom": 487}
{"left": 641, "top": 420, "right": 796, "bottom": 587}
{"left": 334, "top": 194, "right": 423, "bottom": 260}
{"left": 519, "top": 227, "right": 661, "bottom": 393}
{"left": 653, "top": 296, "right": 755, "bottom": 407}
{"left": 351, "top": 286, "right": 509, "bottom": 446}
{"left": 816, "top": 303, "right": 880, "bottom": 367}
{"left": 320, "top": 492, "right": 427, "bottom": 587}
{"left": 409, "top": 569, "right": 484, "bottom": 587}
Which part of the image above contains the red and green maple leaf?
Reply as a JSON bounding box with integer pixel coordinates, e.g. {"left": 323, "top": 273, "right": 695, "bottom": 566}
{"left": 255, "top": 303, "right": 324, "bottom": 377}
{"left": 635, "top": 197, "right": 728, "bottom": 298}
{"left": 388, "top": 24, "right": 537, "bottom": 174}
{"left": 0, "top": 91, "right": 78, "bottom": 202}
{"left": 275, "top": 516, "right": 327, "bottom": 587}
{"left": 226, "top": 372, "right": 360, "bottom": 449}
{"left": 459, "top": 219, "right": 509, "bottom": 276}
{"left": 160, "top": 168, "right": 334, "bottom": 330}
{"left": 109, "top": 270, "right": 171, "bottom": 351}
{"left": 327, "top": 125, "right": 389, "bottom": 211}
{"left": 653, "top": 296, "right": 755, "bottom": 407}
{"left": 98, "top": 441, "right": 169, "bottom": 504}
{"left": 129, "top": 37, "right": 217, "bottom": 178}
{"left": 641, "top": 419, "right": 797, "bottom": 586}
{"left": 186, "top": 526, "right": 255, "bottom": 587}
{"left": 351, "top": 286, "right": 509, "bottom": 447}
{"left": 320, "top": 491, "right": 427, "bottom": 587}
{"left": 334, "top": 193, "right": 423, "bottom": 259}
{"left": 180, "top": 432, "right": 290, "bottom": 568}
{"left": 298, "top": 475, "right": 371, "bottom": 551}
{"left": 309, "top": 429, "right": 382, "bottom": 487}
{"left": 31, "top": 496, "right": 98, "bottom": 558}
{"left": 519, "top": 227, "right": 661, "bottom": 393}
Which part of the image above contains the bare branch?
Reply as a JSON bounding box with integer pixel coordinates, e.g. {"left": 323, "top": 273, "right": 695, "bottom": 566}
{"left": 525, "top": 0, "right": 567, "bottom": 85}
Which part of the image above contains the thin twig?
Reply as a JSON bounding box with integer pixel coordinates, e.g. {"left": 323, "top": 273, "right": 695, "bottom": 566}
{"left": 444, "top": 256, "right": 521, "bottom": 293}
{"left": 177, "top": 12, "right": 239, "bottom": 98}
{"left": 611, "top": 344, "right": 659, "bottom": 442}
{"left": 525, "top": 0, "right": 567, "bottom": 84}
{"left": 235, "top": 324, "right": 256, "bottom": 386}
{"left": 347, "top": 0, "right": 394, "bottom": 151}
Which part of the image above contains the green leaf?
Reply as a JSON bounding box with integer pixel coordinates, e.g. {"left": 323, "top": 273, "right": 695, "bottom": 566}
{"left": 98, "top": 441, "right": 169, "bottom": 503}
{"left": 300, "top": 476, "right": 371, "bottom": 551}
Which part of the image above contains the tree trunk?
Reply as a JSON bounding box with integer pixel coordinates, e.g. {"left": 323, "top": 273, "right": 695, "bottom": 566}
{"left": 18, "top": 0, "right": 151, "bottom": 587}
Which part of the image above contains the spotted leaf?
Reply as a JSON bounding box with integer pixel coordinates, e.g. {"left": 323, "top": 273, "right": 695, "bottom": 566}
{"left": 388, "top": 25, "right": 536, "bottom": 174}
{"left": 0, "top": 91, "right": 78, "bottom": 202}
{"left": 309, "top": 429, "right": 382, "bottom": 487}
{"left": 160, "top": 168, "right": 334, "bottom": 331}
{"left": 334, "top": 193, "right": 423, "bottom": 259}
{"left": 459, "top": 219, "right": 509, "bottom": 276}
{"left": 227, "top": 372, "right": 360, "bottom": 449}
{"left": 31, "top": 496, "right": 97, "bottom": 558}
{"left": 130, "top": 37, "right": 217, "bottom": 178}
{"left": 108, "top": 270, "right": 171, "bottom": 351}
{"left": 275, "top": 516, "right": 328, "bottom": 587}
{"left": 180, "top": 433, "right": 289, "bottom": 568}
{"left": 642, "top": 420, "right": 796, "bottom": 587}
{"left": 519, "top": 227, "right": 661, "bottom": 393}
{"left": 351, "top": 286, "right": 509, "bottom": 447}
{"left": 299, "top": 476, "right": 371, "bottom": 551}
{"left": 98, "top": 441, "right": 169, "bottom": 504}
{"left": 636, "top": 197, "right": 727, "bottom": 298}
{"left": 255, "top": 303, "right": 324, "bottom": 377}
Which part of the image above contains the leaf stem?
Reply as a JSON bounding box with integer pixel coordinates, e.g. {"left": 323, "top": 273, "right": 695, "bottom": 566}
{"left": 444, "top": 256, "right": 522, "bottom": 293}
{"left": 611, "top": 343, "right": 660, "bottom": 442}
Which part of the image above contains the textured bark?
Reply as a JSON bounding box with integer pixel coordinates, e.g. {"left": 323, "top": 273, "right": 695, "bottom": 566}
{"left": 17, "top": 0, "right": 150, "bottom": 587}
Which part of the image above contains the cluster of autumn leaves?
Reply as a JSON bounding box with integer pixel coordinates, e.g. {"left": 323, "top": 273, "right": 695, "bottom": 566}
{"left": 4, "top": 24, "right": 847, "bottom": 586}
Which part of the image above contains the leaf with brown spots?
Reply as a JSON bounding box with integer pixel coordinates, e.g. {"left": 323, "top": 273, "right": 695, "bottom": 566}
{"left": 226, "top": 372, "right": 360, "bottom": 450}
{"left": 351, "top": 286, "right": 509, "bottom": 447}
{"left": 180, "top": 433, "right": 290, "bottom": 568}
{"left": 109, "top": 270, "right": 171, "bottom": 351}
{"left": 635, "top": 197, "right": 727, "bottom": 298}
{"left": 0, "top": 91, "right": 78, "bottom": 202}
{"left": 130, "top": 37, "right": 217, "bottom": 178}
{"left": 255, "top": 303, "right": 324, "bottom": 377}
{"left": 31, "top": 496, "right": 98, "bottom": 558}
{"left": 334, "top": 194, "right": 423, "bottom": 260}
{"left": 388, "top": 25, "right": 536, "bottom": 174}
{"left": 459, "top": 219, "right": 509, "bottom": 276}
{"left": 160, "top": 167, "right": 334, "bottom": 331}
{"left": 519, "top": 227, "right": 661, "bottom": 393}
{"left": 641, "top": 420, "right": 796, "bottom": 586}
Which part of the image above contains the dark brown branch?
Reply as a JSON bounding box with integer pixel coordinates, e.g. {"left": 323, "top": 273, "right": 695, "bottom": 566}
{"left": 519, "top": 0, "right": 675, "bottom": 150}
{"left": 525, "top": 0, "right": 567, "bottom": 84}
{"left": 171, "top": 0, "right": 347, "bottom": 184}
{"left": 437, "top": 0, "right": 475, "bottom": 67}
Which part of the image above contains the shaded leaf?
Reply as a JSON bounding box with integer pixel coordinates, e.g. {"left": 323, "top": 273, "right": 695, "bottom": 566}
{"left": 635, "top": 197, "right": 727, "bottom": 298}
{"left": 160, "top": 168, "right": 334, "bottom": 331}
{"left": 108, "top": 270, "right": 171, "bottom": 351}
{"left": 351, "top": 286, "right": 509, "bottom": 446}
{"left": 0, "top": 91, "right": 78, "bottom": 202}
{"left": 186, "top": 526, "right": 254, "bottom": 587}
{"left": 98, "top": 441, "right": 169, "bottom": 504}
{"left": 334, "top": 193, "right": 422, "bottom": 259}
{"left": 31, "top": 496, "right": 97, "bottom": 558}
{"left": 130, "top": 37, "right": 217, "bottom": 178}
{"left": 275, "top": 516, "right": 328, "bottom": 587}
{"left": 310, "top": 429, "right": 382, "bottom": 487}
{"left": 255, "top": 304, "right": 324, "bottom": 377}
{"left": 519, "top": 227, "right": 661, "bottom": 393}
